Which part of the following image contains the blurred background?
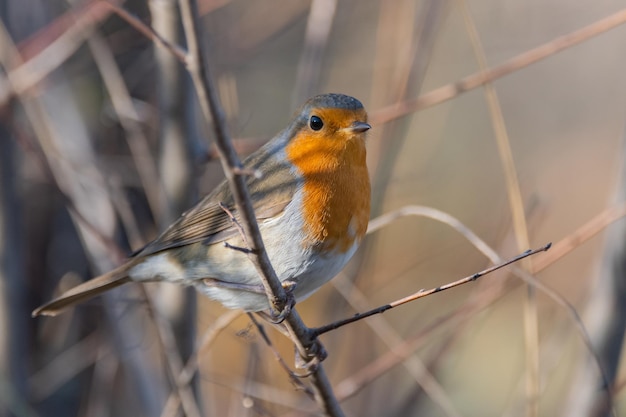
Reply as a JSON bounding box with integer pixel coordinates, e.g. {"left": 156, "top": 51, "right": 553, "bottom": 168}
{"left": 1, "top": 0, "right": 626, "bottom": 416}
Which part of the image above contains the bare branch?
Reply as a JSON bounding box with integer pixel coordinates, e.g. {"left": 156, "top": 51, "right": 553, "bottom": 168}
{"left": 178, "top": 0, "right": 286, "bottom": 313}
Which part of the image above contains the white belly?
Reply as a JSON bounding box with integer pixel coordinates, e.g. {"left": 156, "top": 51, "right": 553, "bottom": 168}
{"left": 128, "top": 189, "right": 360, "bottom": 311}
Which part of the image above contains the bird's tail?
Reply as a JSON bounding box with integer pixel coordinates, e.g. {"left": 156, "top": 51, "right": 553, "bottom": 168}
{"left": 32, "top": 263, "right": 134, "bottom": 317}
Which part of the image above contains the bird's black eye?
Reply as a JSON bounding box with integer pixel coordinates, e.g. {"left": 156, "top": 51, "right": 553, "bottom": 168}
{"left": 309, "top": 115, "right": 324, "bottom": 131}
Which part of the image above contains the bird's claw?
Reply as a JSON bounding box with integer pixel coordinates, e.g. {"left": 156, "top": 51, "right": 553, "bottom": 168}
{"left": 294, "top": 340, "right": 328, "bottom": 373}
{"left": 268, "top": 281, "right": 297, "bottom": 324}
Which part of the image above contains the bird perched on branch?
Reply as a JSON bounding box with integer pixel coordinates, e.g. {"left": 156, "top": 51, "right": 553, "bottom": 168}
{"left": 33, "top": 93, "right": 371, "bottom": 317}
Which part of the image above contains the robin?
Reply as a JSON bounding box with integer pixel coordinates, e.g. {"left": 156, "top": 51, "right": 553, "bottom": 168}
{"left": 33, "top": 93, "right": 371, "bottom": 317}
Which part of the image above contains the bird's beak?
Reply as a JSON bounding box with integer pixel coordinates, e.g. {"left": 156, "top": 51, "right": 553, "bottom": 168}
{"left": 346, "top": 121, "right": 371, "bottom": 134}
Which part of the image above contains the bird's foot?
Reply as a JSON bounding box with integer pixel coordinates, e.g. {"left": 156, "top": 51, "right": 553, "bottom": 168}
{"left": 268, "top": 281, "right": 297, "bottom": 324}
{"left": 294, "top": 340, "right": 328, "bottom": 373}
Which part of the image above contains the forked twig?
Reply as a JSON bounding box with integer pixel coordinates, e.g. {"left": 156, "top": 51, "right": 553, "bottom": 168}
{"left": 247, "top": 314, "right": 314, "bottom": 398}
{"left": 312, "top": 243, "right": 551, "bottom": 336}
{"left": 218, "top": 202, "right": 252, "bottom": 253}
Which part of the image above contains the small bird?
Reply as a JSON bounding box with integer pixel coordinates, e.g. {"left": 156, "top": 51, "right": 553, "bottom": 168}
{"left": 33, "top": 93, "right": 371, "bottom": 317}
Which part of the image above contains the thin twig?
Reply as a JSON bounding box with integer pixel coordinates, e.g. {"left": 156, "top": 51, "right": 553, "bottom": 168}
{"left": 312, "top": 244, "right": 551, "bottom": 336}
{"left": 206, "top": 374, "right": 310, "bottom": 412}
{"left": 332, "top": 283, "right": 506, "bottom": 402}
{"left": 248, "top": 314, "right": 314, "bottom": 397}
{"left": 179, "top": 310, "right": 241, "bottom": 385}
{"left": 159, "top": 310, "right": 241, "bottom": 417}
{"left": 218, "top": 202, "right": 249, "bottom": 248}
{"left": 333, "top": 205, "right": 620, "bottom": 404}
{"left": 141, "top": 286, "right": 202, "bottom": 417}
{"left": 369, "top": 7, "right": 626, "bottom": 125}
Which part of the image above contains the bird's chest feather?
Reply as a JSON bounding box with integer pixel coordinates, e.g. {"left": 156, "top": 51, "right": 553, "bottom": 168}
{"left": 286, "top": 136, "right": 371, "bottom": 253}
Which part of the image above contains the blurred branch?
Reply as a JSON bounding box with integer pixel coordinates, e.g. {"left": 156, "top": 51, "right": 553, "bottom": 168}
{"left": 177, "top": 0, "right": 345, "bottom": 415}
{"left": 562, "top": 126, "right": 626, "bottom": 417}
{"left": 105, "top": 0, "right": 186, "bottom": 62}
{"left": 89, "top": 23, "right": 201, "bottom": 411}
{"left": 370, "top": 7, "right": 626, "bottom": 125}
{"left": 148, "top": 0, "right": 199, "bottom": 377}
{"left": 331, "top": 273, "right": 462, "bottom": 417}
{"left": 292, "top": 0, "right": 337, "bottom": 105}
{"left": 0, "top": 18, "right": 169, "bottom": 416}
{"left": 88, "top": 33, "right": 165, "bottom": 224}
{"left": 533, "top": 202, "right": 626, "bottom": 272}
{"left": 458, "top": 2, "right": 537, "bottom": 415}
{"left": 216, "top": 374, "right": 308, "bottom": 413}
{"left": 85, "top": 344, "right": 118, "bottom": 417}
{"left": 0, "top": 114, "right": 30, "bottom": 416}
{"left": 0, "top": 0, "right": 114, "bottom": 106}
{"left": 368, "top": 0, "right": 448, "bottom": 216}
{"left": 327, "top": 205, "right": 616, "bottom": 402}
{"left": 248, "top": 314, "right": 314, "bottom": 397}
{"left": 367, "top": 205, "right": 498, "bottom": 256}
{"left": 29, "top": 332, "right": 102, "bottom": 401}
{"left": 328, "top": 204, "right": 540, "bottom": 414}
{"left": 178, "top": 310, "right": 241, "bottom": 387}
{"left": 0, "top": 0, "right": 189, "bottom": 108}
{"left": 142, "top": 287, "right": 202, "bottom": 417}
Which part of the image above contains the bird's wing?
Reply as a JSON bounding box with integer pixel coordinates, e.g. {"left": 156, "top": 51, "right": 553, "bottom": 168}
{"left": 133, "top": 145, "right": 298, "bottom": 257}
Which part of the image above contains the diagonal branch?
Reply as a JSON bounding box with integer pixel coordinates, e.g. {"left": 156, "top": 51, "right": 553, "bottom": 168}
{"left": 176, "top": 0, "right": 344, "bottom": 415}
{"left": 178, "top": 0, "right": 286, "bottom": 313}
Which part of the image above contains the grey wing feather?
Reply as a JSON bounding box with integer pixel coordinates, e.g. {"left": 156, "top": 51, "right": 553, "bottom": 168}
{"left": 133, "top": 134, "right": 299, "bottom": 257}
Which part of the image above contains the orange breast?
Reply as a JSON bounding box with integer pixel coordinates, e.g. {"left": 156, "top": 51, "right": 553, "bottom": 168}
{"left": 286, "top": 114, "right": 370, "bottom": 253}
